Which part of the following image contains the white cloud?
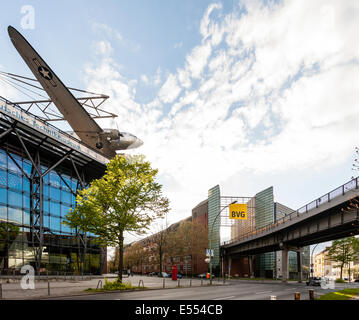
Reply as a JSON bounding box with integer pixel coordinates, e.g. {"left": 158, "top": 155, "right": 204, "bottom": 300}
{"left": 83, "top": 0, "right": 359, "bottom": 230}
{"left": 95, "top": 40, "right": 114, "bottom": 56}
{"left": 185, "top": 42, "right": 212, "bottom": 79}
{"left": 92, "top": 22, "right": 140, "bottom": 53}
{"left": 141, "top": 74, "right": 149, "bottom": 85}
{"left": 158, "top": 73, "right": 182, "bottom": 104}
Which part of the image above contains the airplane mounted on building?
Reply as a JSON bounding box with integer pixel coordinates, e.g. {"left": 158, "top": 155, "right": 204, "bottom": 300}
{"left": 7, "top": 25, "right": 143, "bottom": 159}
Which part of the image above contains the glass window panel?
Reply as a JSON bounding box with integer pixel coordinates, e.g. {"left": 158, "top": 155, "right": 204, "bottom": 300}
{"left": 50, "top": 202, "right": 60, "bottom": 216}
{"left": 61, "top": 175, "right": 71, "bottom": 191}
{"left": 61, "top": 204, "right": 71, "bottom": 217}
{"left": 49, "top": 172, "right": 60, "bottom": 188}
{"left": 8, "top": 190, "right": 22, "bottom": 207}
{"left": 61, "top": 190, "right": 71, "bottom": 204}
{"left": 0, "top": 169, "right": 6, "bottom": 186}
{"left": 43, "top": 214, "right": 50, "bottom": 228}
{"left": 61, "top": 219, "right": 71, "bottom": 234}
{"left": 0, "top": 205, "right": 7, "bottom": 220}
{"left": 42, "top": 166, "right": 49, "bottom": 184}
{"left": 8, "top": 207, "right": 22, "bottom": 224}
{"left": 50, "top": 186, "right": 60, "bottom": 201}
{"left": 71, "top": 180, "right": 78, "bottom": 191}
{"left": 8, "top": 173, "right": 22, "bottom": 191}
{"left": 23, "top": 194, "right": 30, "bottom": 209}
{"left": 43, "top": 200, "right": 50, "bottom": 213}
{"left": 71, "top": 194, "right": 76, "bottom": 206}
{"left": 43, "top": 185, "right": 49, "bottom": 199}
{"left": 23, "top": 160, "right": 32, "bottom": 176}
{"left": 23, "top": 177, "right": 30, "bottom": 193}
{"left": 0, "top": 187, "right": 7, "bottom": 204}
{"left": 0, "top": 150, "right": 6, "bottom": 169}
{"left": 50, "top": 216, "right": 61, "bottom": 232}
{"left": 24, "top": 210, "right": 30, "bottom": 226}
{"left": 7, "top": 154, "right": 22, "bottom": 174}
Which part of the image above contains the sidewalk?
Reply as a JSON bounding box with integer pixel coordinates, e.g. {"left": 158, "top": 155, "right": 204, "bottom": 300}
{"left": 0, "top": 274, "right": 228, "bottom": 299}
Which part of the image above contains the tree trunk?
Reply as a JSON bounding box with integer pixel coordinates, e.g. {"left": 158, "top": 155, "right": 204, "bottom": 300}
{"left": 348, "top": 263, "right": 351, "bottom": 282}
{"left": 159, "top": 247, "right": 163, "bottom": 275}
{"left": 340, "top": 264, "right": 343, "bottom": 280}
{"left": 117, "top": 230, "right": 124, "bottom": 283}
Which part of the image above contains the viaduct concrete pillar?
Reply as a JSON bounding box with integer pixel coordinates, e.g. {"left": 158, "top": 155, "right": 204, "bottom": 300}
{"left": 281, "top": 248, "right": 289, "bottom": 282}
{"left": 248, "top": 255, "right": 255, "bottom": 278}
{"left": 228, "top": 256, "right": 232, "bottom": 278}
{"left": 297, "top": 248, "right": 303, "bottom": 283}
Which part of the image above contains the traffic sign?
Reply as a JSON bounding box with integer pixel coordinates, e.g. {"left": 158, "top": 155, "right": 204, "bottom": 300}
{"left": 229, "top": 203, "right": 247, "bottom": 220}
{"left": 206, "top": 249, "right": 214, "bottom": 257}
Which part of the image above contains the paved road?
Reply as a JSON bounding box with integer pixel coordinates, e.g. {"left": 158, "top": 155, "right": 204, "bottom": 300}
{"left": 44, "top": 280, "right": 359, "bottom": 300}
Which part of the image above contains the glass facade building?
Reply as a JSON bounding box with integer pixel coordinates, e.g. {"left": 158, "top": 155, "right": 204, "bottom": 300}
{"left": 208, "top": 185, "right": 221, "bottom": 271}
{"left": 0, "top": 148, "right": 104, "bottom": 274}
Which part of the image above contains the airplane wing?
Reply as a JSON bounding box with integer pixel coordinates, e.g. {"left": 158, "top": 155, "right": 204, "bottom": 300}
{"left": 8, "top": 26, "right": 116, "bottom": 158}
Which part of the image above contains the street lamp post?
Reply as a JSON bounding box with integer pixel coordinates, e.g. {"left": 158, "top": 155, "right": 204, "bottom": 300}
{"left": 311, "top": 243, "right": 319, "bottom": 278}
{"left": 209, "top": 200, "right": 237, "bottom": 285}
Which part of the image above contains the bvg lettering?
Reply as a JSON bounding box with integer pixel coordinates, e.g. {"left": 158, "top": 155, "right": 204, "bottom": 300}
{"left": 231, "top": 211, "right": 246, "bottom": 218}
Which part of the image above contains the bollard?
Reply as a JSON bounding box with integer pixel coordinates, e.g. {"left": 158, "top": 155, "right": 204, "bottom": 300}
{"left": 270, "top": 295, "right": 277, "bottom": 300}
{"left": 0, "top": 283, "right": 2, "bottom": 299}
{"left": 190, "top": 279, "right": 192, "bottom": 287}
{"left": 178, "top": 280, "right": 180, "bottom": 287}
{"left": 201, "top": 279, "right": 203, "bottom": 286}
{"left": 309, "top": 289, "right": 314, "bottom": 300}
{"left": 48, "top": 280, "right": 50, "bottom": 296}
{"left": 294, "top": 292, "right": 300, "bottom": 300}
{"left": 96, "top": 280, "right": 103, "bottom": 290}
{"left": 163, "top": 278, "right": 165, "bottom": 289}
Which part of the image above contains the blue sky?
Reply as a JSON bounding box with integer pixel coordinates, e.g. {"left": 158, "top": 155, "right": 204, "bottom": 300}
{"left": 0, "top": 1, "right": 359, "bottom": 257}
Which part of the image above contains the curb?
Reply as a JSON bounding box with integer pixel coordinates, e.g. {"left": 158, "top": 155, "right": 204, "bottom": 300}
{"left": 6, "top": 282, "right": 229, "bottom": 300}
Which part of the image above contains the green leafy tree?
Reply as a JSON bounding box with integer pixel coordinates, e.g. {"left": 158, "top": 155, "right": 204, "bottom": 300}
{"left": 64, "top": 155, "right": 170, "bottom": 282}
{"left": 327, "top": 237, "right": 359, "bottom": 280}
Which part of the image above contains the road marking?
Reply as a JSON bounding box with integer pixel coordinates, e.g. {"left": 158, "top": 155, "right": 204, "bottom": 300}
{"left": 213, "top": 296, "right": 236, "bottom": 300}
{"left": 255, "top": 291, "right": 272, "bottom": 295}
{"left": 285, "top": 288, "right": 298, "bottom": 291}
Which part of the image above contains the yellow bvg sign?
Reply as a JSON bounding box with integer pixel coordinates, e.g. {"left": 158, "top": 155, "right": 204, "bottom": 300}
{"left": 229, "top": 203, "right": 247, "bottom": 220}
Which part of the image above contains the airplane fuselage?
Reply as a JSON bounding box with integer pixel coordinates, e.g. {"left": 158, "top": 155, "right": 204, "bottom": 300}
{"left": 8, "top": 26, "right": 143, "bottom": 158}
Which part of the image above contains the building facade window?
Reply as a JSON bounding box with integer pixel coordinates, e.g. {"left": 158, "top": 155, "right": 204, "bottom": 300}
{"left": 0, "top": 149, "right": 102, "bottom": 274}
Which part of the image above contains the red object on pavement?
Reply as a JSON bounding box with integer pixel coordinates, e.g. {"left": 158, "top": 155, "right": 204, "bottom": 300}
{"left": 172, "top": 265, "right": 177, "bottom": 281}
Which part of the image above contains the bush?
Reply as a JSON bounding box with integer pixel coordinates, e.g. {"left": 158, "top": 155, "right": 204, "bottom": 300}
{"left": 102, "top": 278, "right": 136, "bottom": 291}
{"left": 85, "top": 278, "right": 138, "bottom": 292}
{"left": 335, "top": 278, "right": 345, "bottom": 283}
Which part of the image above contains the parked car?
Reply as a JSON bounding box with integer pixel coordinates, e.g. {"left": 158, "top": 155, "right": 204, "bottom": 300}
{"left": 354, "top": 279, "right": 359, "bottom": 283}
{"left": 159, "top": 272, "right": 169, "bottom": 278}
{"left": 198, "top": 273, "right": 215, "bottom": 279}
{"left": 168, "top": 273, "right": 183, "bottom": 279}
{"left": 306, "top": 277, "right": 322, "bottom": 286}
{"left": 148, "top": 272, "right": 157, "bottom": 276}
